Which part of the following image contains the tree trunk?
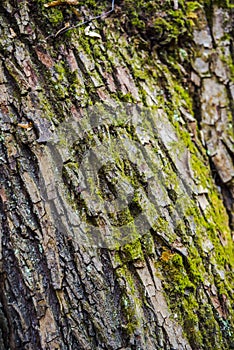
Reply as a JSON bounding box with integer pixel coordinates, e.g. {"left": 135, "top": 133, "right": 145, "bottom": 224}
{"left": 0, "top": 1, "right": 234, "bottom": 349}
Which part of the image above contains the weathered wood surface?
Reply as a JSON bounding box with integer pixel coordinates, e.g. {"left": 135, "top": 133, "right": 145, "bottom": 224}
{"left": 0, "top": 1, "right": 233, "bottom": 349}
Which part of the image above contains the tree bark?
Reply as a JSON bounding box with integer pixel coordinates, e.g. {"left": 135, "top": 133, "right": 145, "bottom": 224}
{"left": 0, "top": 1, "right": 234, "bottom": 349}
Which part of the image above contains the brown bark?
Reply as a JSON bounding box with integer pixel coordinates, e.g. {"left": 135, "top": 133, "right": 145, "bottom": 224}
{"left": 0, "top": 1, "right": 234, "bottom": 349}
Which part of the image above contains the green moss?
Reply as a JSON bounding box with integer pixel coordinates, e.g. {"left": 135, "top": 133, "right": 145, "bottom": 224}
{"left": 75, "top": 31, "right": 93, "bottom": 55}
{"left": 182, "top": 298, "right": 203, "bottom": 348}
{"left": 121, "top": 239, "right": 144, "bottom": 262}
{"left": 117, "top": 92, "right": 136, "bottom": 103}
{"left": 141, "top": 233, "right": 155, "bottom": 256}
{"left": 116, "top": 266, "right": 142, "bottom": 335}
{"left": 211, "top": 0, "right": 234, "bottom": 8}
{"left": 189, "top": 152, "right": 210, "bottom": 188}
{"left": 131, "top": 17, "right": 146, "bottom": 30}
{"left": 118, "top": 0, "right": 200, "bottom": 56}
{"left": 152, "top": 216, "right": 176, "bottom": 243}
{"left": 157, "top": 246, "right": 220, "bottom": 347}
{"left": 174, "top": 84, "right": 193, "bottom": 111}
{"left": 186, "top": 247, "right": 205, "bottom": 284}
{"left": 162, "top": 253, "right": 196, "bottom": 294}
{"left": 47, "top": 7, "right": 64, "bottom": 25}
{"left": 185, "top": 1, "right": 202, "bottom": 12}
{"left": 198, "top": 304, "right": 223, "bottom": 348}
{"left": 36, "top": 92, "right": 55, "bottom": 121}
{"left": 36, "top": 0, "right": 64, "bottom": 27}
{"left": 50, "top": 61, "right": 70, "bottom": 99}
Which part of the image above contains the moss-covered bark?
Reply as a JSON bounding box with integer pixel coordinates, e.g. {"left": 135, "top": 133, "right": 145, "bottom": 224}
{"left": 0, "top": 0, "right": 233, "bottom": 349}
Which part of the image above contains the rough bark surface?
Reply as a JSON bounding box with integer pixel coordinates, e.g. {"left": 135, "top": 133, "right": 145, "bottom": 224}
{"left": 0, "top": 1, "right": 234, "bottom": 349}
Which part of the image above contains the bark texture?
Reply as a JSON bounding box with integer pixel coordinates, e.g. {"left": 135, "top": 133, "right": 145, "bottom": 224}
{"left": 0, "top": 1, "right": 234, "bottom": 349}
